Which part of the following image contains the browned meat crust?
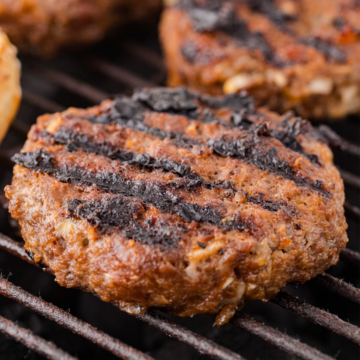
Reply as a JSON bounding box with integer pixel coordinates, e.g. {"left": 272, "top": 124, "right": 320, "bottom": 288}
{"left": 5, "top": 88, "right": 348, "bottom": 325}
{"left": 0, "top": 0, "right": 161, "bottom": 55}
{"left": 160, "top": 0, "right": 360, "bottom": 119}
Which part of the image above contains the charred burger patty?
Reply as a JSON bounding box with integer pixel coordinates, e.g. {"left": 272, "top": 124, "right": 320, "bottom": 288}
{"left": 0, "top": 0, "right": 161, "bottom": 56}
{"left": 6, "top": 87, "right": 348, "bottom": 325}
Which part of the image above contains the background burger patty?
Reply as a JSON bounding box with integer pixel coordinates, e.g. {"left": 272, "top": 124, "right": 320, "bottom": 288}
{"left": 0, "top": 0, "right": 161, "bottom": 56}
{"left": 5, "top": 87, "right": 348, "bottom": 325}
{"left": 160, "top": 0, "right": 360, "bottom": 119}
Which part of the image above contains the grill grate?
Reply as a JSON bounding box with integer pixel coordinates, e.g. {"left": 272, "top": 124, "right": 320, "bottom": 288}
{"left": 0, "top": 28, "right": 359, "bottom": 360}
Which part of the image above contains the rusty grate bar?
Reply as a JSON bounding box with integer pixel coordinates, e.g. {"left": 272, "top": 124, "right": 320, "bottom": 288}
{"left": 0, "top": 314, "right": 77, "bottom": 360}
{"left": 231, "top": 313, "right": 334, "bottom": 360}
{"left": 314, "top": 273, "right": 360, "bottom": 304}
{"left": 134, "top": 310, "right": 245, "bottom": 360}
{"left": 272, "top": 292, "right": 360, "bottom": 345}
{"left": 0, "top": 277, "right": 155, "bottom": 360}
{"left": 341, "top": 248, "right": 360, "bottom": 267}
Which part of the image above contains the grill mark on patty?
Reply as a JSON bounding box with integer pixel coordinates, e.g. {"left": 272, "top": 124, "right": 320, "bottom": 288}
{"left": 131, "top": 88, "right": 320, "bottom": 165}
{"left": 12, "top": 150, "right": 254, "bottom": 232}
{"left": 77, "top": 90, "right": 327, "bottom": 196}
{"left": 178, "top": 0, "right": 286, "bottom": 67}
{"left": 333, "top": 17, "right": 360, "bottom": 39}
{"left": 54, "top": 129, "right": 200, "bottom": 179}
{"left": 181, "top": 40, "right": 216, "bottom": 64}
{"left": 246, "top": 0, "right": 297, "bottom": 30}
{"left": 179, "top": 1, "right": 347, "bottom": 66}
{"left": 67, "top": 197, "right": 183, "bottom": 249}
{"left": 246, "top": 191, "right": 295, "bottom": 214}
{"left": 50, "top": 127, "right": 297, "bottom": 212}
{"left": 207, "top": 136, "right": 331, "bottom": 197}
{"left": 51, "top": 128, "right": 236, "bottom": 193}
{"left": 85, "top": 88, "right": 320, "bottom": 165}
{"left": 300, "top": 37, "right": 347, "bottom": 63}
{"left": 85, "top": 95, "right": 200, "bottom": 150}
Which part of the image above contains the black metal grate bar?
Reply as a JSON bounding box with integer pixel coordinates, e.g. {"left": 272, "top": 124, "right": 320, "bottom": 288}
{"left": 344, "top": 202, "right": 360, "bottom": 220}
{"left": 318, "top": 125, "right": 360, "bottom": 157}
{"left": 231, "top": 313, "right": 334, "bottom": 360}
{"left": 338, "top": 168, "right": 360, "bottom": 190}
{"left": 272, "top": 292, "right": 360, "bottom": 345}
{"left": 122, "top": 42, "right": 165, "bottom": 70}
{"left": 29, "top": 64, "right": 109, "bottom": 103}
{"left": 340, "top": 248, "right": 360, "bottom": 267}
{"left": 22, "top": 89, "right": 65, "bottom": 113}
{"left": 134, "top": 311, "right": 245, "bottom": 360}
{"left": 0, "top": 234, "right": 41, "bottom": 269}
{"left": 86, "top": 57, "right": 155, "bottom": 88}
{"left": 0, "top": 234, "right": 245, "bottom": 360}
{"left": 0, "top": 314, "right": 78, "bottom": 360}
{"left": 0, "top": 232, "right": 358, "bottom": 360}
{"left": 314, "top": 273, "right": 360, "bottom": 304}
{"left": 0, "top": 277, "right": 155, "bottom": 360}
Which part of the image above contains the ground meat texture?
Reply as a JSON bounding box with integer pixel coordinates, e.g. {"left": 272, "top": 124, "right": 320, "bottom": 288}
{"left": 5, "top": 87, "right": 348, "bottom": 325}
{"left": 160, "top": 0, "right": 360, "bottom": 119}
{"left": 0, "top": 0, "right": 161, "bottom": 56}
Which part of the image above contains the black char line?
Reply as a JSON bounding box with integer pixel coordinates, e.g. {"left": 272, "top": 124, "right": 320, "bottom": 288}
{"left": 12, "top": 150, "right": 253, "bottom": 233}
{"left": 178, "top": 0, "right": 287, "bottom": 67}
{"left": 51, "top": 128, "right": 295, "bottom": 212}
{"left": 81, "top": 88, "right": 327, "bottom": 196}
{"left": 67, "top": 197, "right": 182, "bottom": 249}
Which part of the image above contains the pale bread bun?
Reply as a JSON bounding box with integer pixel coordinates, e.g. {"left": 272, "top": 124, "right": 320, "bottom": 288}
{"left": 0, "top": 29, "right": 21, "bottom": 143}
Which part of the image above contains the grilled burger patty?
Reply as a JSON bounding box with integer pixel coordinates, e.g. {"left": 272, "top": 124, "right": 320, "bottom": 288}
{"left": 160, "top": 0, "right": 360, "bottom": 119}
{"left": 6, "top": 87, "right": 348, "bottom": 325}
{"left": 0, "top": 0, "right": 161, "bottom": 56}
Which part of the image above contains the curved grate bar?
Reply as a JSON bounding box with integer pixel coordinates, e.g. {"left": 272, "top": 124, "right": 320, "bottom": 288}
{"left": 0, "top": 314, "right": 78, "bottom": 360}
{"left": 314, "top": 273, "right": 360, "bottom": 304}
{"left": 135, "top": 310, "right": 245, "bottom": 360}
{"left": 231, "top": 313, "right": 335, "bottom": 360}
{"left": 272, "top": 292, "right": 360, "bottom": 345}
{"left": 0, "top": 277, "right": 155, "bottom": 360}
